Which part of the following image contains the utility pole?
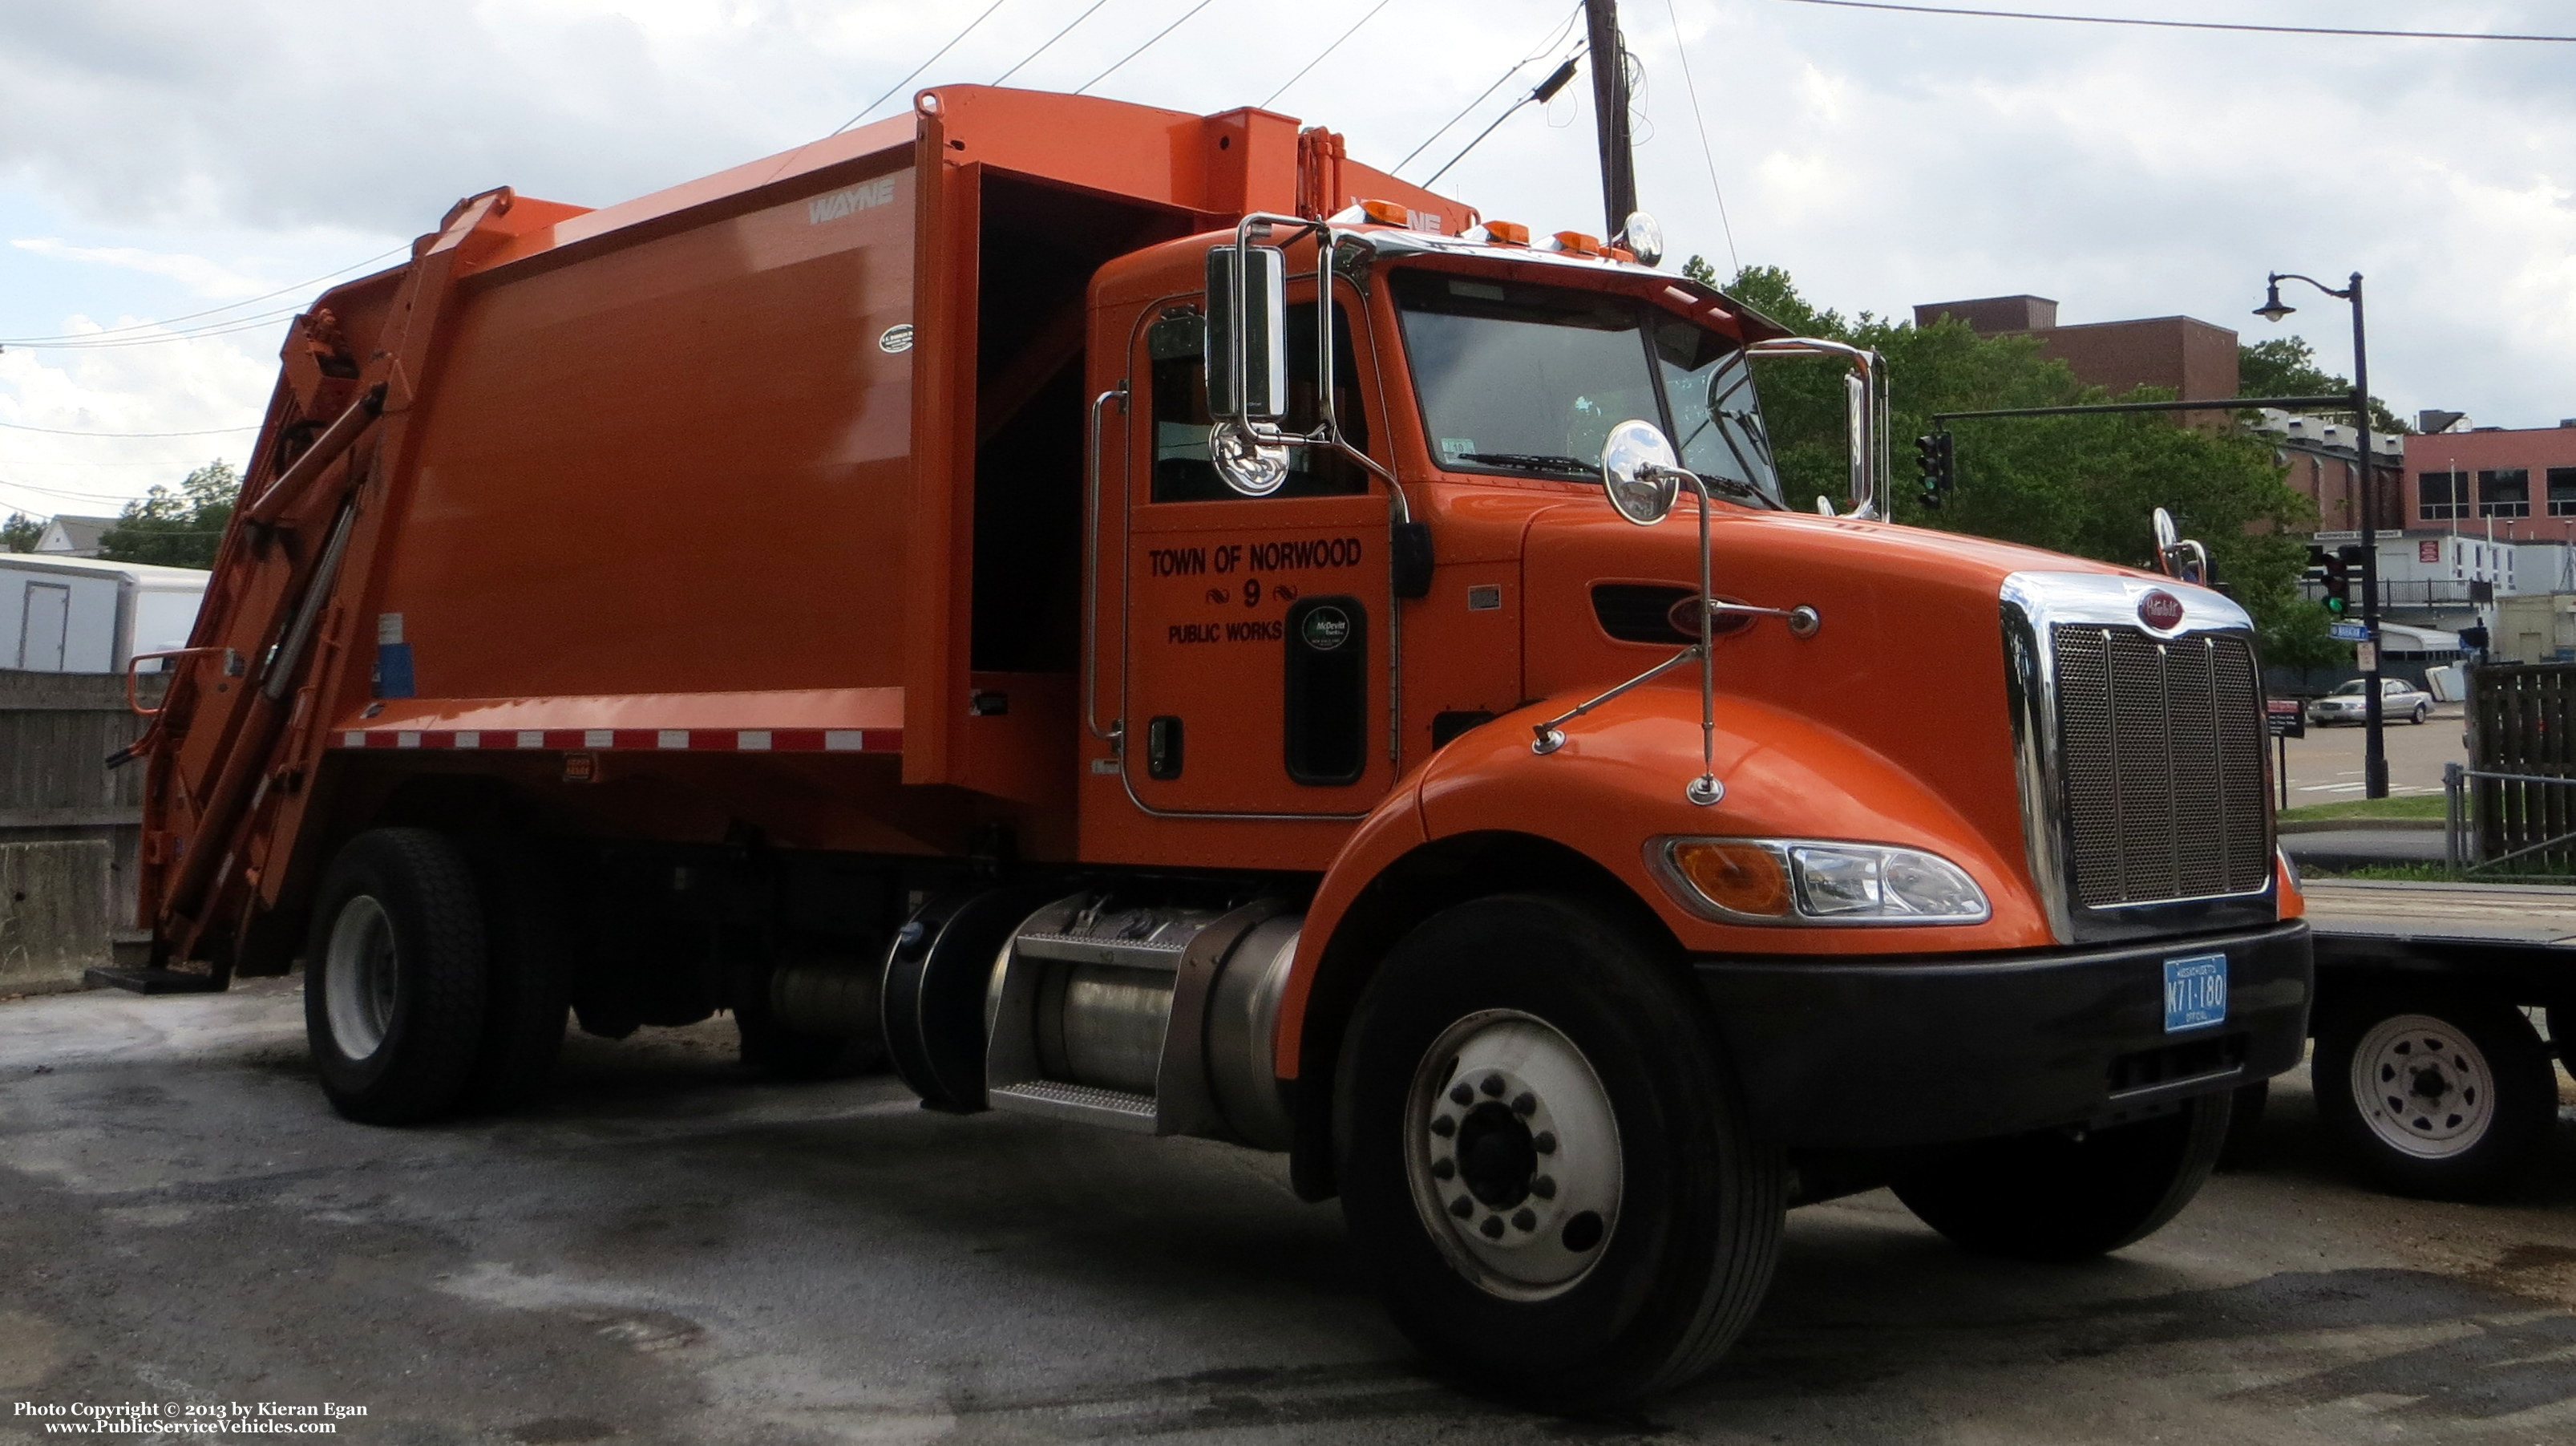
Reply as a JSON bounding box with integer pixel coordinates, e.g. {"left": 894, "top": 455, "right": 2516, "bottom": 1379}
{"left": 1583, "top": 0, "right": 1636, "bottom": 237}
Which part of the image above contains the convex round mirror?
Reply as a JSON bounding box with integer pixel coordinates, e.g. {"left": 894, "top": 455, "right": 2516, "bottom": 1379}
{"left": 1210, "top": 423, "right": 1290, "bottom": 496}
{"left": 1601, "top": 419, "right": 1681, "bottom": 525}
{"left": 2151, "top": 506, "right": 2179, "bottom": 553}
{"left": 1619, "top": 210, "right": 1664, "bottom": 267}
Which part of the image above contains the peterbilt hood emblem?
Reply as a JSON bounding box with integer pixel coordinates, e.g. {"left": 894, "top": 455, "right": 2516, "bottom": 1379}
{"left": 2137, "top": 589, "right": 2186, "bottom": 630}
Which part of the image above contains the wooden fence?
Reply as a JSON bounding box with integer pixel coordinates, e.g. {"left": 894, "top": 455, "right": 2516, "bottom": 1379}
{"left": 2466, "top": 662, "right": 2576, "bottom": 871}
{"left": 0, "top": 668, "right": 165, "bottom": 980}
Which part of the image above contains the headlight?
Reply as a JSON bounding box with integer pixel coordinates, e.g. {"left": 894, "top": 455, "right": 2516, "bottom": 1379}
{"left": 1650, "top": 837, "right": 1991, "bottom": 925}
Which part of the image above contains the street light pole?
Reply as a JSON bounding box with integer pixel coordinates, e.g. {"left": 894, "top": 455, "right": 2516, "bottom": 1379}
{"left": 2257, "top": 269, "right": 2388, "bottom": 799}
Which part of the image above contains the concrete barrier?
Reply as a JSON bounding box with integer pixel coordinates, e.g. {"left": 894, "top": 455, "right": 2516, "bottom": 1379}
{"left": 0, "top": 839, "right": 111, "bottom": 996}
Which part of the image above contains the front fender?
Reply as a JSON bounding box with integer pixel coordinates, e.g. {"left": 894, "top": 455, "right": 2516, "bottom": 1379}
{"left": 1413, "top": 687, "right": 2053, "bottom": 957}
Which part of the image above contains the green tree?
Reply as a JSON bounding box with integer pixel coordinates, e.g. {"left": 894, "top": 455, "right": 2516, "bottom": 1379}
{"left": 99, "top": 460, "right": 238, "bottom": 569}
{"left": 2238, "top": 335, "right": 2404, "bottom": 435}
{"left": 2, "top": 512, "right": 42, "bottom": 553}
{"left": 1695, "top": 259, "right": 2331, "bottom": 662}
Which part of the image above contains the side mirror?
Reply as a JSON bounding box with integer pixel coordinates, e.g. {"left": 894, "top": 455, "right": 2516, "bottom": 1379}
{"left": 2152, "top": 506, "right": 2180, "bottom": 553}
{"left": 1600, "top": 419, "right": 1681, "bottom": 525}
{"left": 1205, "top": 244, "right": 1287, "bottom": 424}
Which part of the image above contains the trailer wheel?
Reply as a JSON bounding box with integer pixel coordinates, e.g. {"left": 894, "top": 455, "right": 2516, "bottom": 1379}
{"left": 1337, "top": 895, "right": 1784, "bottom": 1408}
{"left": 1892, "top": 1091, "right": 2230, "bottom": 1262}
{"left": 459, "top": 840, "right": 572, "bottom": 1113}
{"left": 2313, "top": 990, "right": 2556, "bottom": 1200}
{"left": 304, "top": 828, "right": 490, "bottom": 1124}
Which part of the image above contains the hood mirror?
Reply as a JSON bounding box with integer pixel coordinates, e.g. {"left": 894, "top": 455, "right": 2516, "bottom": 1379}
{"left": 1600, "top": 419, "right": 1681, "bottom": 525}
{"left": 2149, "top": 505, "right": 2212, "bottom": 583}
{"left": 2152, "top": 506, "right": 2180, "bottom": 553}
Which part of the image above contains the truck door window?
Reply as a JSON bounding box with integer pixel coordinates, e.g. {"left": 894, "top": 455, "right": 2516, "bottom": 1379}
{"left": 1149, "top": 302, "right": 1371, "bottom": 503}
{"left": 1653, "top": 317, "right": 1778, "bottom": 500}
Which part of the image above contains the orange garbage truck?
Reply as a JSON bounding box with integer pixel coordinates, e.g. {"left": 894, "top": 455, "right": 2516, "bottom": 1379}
{"left": 125, "top": 85, "right": 2310, "bottom": 1403}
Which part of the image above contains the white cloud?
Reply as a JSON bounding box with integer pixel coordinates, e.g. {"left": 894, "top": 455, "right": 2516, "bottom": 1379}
{"left": 10, "top": 238, "right": 281, "bottom": 298}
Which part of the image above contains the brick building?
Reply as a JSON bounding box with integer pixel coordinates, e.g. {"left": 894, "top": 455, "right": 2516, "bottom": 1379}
{"left": 1911, "top": 294, "right": 2240, "bottom": 423}
{"left": 2404, "top": 420, "right": 2576, "bottom": 540}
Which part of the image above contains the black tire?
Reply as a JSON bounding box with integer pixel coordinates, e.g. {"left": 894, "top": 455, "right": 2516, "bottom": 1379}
{"left": 1336, "top": 894, "right": 1784, "bottom": 1408}
{"left": 2214, "top": 1079, "right": 2271, "bottom": 1173}
{"left": 303, "top": 828, "right": 490, "bottom": 1125}
{"left": 2412, "top": 702, "right": 2430, "bottom": 724}
{"left": 459, "top": 840, "right": 573, "bottom": 1112}
{"left": 2312, "top": 988, "right": 2556, "bottom": 1200}
{"left": 1893, "top": 1091, "right": 2231, "bottom": 1262}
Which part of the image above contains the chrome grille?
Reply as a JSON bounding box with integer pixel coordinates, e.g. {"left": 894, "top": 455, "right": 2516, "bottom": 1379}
{"left": 2051, "top": 624, "right": 2270, "bottom": 908}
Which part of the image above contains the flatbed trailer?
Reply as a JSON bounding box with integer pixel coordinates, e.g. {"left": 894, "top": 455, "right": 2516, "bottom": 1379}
{"left": 2295, "top": 877, "right": 2575, "bottom": 1197}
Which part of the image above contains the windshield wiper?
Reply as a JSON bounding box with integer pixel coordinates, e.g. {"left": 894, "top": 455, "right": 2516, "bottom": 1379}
{"left": 1456, "top": 452, "right": 1598, "bottom": 476}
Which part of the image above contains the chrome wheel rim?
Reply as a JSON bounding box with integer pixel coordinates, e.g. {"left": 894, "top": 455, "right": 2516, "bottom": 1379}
{"left": 1404, "top": 1010, "right": 1621, "bottom": 1301}
{"left": 2350, "top": 1013, "right": 2493, "bottom": 1159}
{"left": 324, "top": 894, "right": 399, "bottom": 1060}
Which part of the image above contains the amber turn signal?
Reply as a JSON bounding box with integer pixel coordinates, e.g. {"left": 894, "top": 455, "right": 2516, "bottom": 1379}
{"left": 1669, "top": 841, "right": 1791, "bottom": 917}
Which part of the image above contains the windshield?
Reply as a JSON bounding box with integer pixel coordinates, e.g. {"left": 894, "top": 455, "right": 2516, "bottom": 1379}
{"left": 2331, "top": 681, "right": 2367, "bottom": 695}
{"left": 1391, "top": 269, "right": 1781, "bottom": 502}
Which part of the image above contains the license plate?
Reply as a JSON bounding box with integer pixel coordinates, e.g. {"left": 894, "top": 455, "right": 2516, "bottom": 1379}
{"left": 2163, "top": 953, "right": 2228, "bottom": 1033}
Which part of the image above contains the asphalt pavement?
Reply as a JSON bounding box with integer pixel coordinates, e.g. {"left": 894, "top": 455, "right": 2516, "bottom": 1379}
{"left": 5, "top": 981, "right": 2574, "bottom": 1445}
{"left": 2279, "top": 702, "right": 2468, "bottom": 805}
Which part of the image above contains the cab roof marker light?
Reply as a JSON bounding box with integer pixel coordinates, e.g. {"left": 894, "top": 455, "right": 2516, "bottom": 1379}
{"left": 1483, "top": 220, "right": 1531, "bottom": 247}
{"left": 1357, "top": 199, "right": 1412, "bottom": 226}
{"left": 1551, "top": 231, "right": 1603, "bottom": 256}
{"left": 1663, "top": 286, "right": 1699, "bottom": 306}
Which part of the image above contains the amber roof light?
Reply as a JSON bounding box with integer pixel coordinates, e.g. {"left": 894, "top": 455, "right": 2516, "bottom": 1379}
{"left": 1552, "top": 231, "right": 1603, "bottom": 256}
{"left": 1482, "top": 220, "right": 1531, "bottom": 246}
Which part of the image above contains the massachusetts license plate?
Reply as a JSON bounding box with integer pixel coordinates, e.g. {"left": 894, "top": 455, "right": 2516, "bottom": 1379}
{"left": 2163, "top": 953, "right": 2228, "bottom": 1033}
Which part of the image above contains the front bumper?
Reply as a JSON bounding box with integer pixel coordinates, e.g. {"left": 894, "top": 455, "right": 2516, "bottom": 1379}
{"left": 1694, "top": 920, "right": 2311, "bottom": 1150}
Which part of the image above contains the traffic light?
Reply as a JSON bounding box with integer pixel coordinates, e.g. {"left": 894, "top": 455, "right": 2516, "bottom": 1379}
{"left": 1915, "top": 431, "right": 1955, "bottom": 508}
{"left": 2305, "top": 543, "right": 2352, "bottom": 616}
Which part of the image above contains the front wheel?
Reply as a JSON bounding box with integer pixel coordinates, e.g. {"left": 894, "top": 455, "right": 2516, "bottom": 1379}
{"left": 2313, "top": 990, "right": 2556, "bottom": 1199}
{"left": 1337, "top": 895, "right": 1784, "bottom": 1408}
{"left": 1893, "top": 1091, "right": 2231, "bottom": 1262}
{"left": 2412, "top": 702, "right": 2431, "bottom": 724}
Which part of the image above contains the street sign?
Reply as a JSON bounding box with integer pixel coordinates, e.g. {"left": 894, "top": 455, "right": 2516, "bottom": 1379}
{"left": 2265, "top": 698, "right": 2305, "bottom": 739}
{"left": 2329, "top": 621, "right": 2373, "bottom": 642}
{"left": 2312, "top": 530, "right": 2362, "bottom": 542}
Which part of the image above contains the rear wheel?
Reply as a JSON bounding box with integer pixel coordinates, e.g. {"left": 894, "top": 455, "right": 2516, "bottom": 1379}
{"left": 1337, "top": 895, "right": 1784, "bottom": 1408}
{"left": 2313, "top": 989, "right": 2555, "bottom": 1200}
{"left": 1893, "top": 1091, "right": 2231, "bottom": 1262}
{"left": 304, "top": 828, "right": 490, "bottom": 1124}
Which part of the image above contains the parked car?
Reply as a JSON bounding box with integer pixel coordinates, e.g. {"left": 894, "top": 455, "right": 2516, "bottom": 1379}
{"left": 2307, "top": 676, "right": 2433, "bottom": 726}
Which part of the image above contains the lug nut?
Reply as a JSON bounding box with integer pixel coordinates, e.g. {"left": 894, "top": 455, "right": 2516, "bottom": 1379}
{"left": 1450, "top": 1083, "right": 1474, "bottom": 1107}
{"left": 1430, "top": 1114, "right": 1456, "bottom": 1138}
{"left": 1512, "top": 1092, "right": 1536, "bottom": 1116}
{"left": 1480, "top": 1074, "right": 1506, "bottom": 1097}
{"left": 1531, "top": 1176, "right": 1556, "bottom": 1199}
{"left": 1513, "top": 1209, "right": 1537, "bottom": 1233}
{"left": 1532, "top": 1131, "right": 1557, "bottom": 1155}
{"left": 1450, "top": 1196, "right": 1474, "bottom": 1219}
{"left": 1430, "top": 1157, "right": 1455, "bottom": 1181}
{"left": 1479, "top": 1216, "right": 1506, "bottom": 1239}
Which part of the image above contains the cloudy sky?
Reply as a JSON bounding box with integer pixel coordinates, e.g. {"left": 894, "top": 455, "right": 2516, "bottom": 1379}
{"left": 2, "top": 0, "right": 2570, "bottom": 521}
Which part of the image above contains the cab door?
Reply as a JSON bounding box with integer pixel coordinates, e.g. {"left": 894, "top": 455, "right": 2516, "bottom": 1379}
{"left": 1116, "top": 285, "right": 1396, "bottom": 818}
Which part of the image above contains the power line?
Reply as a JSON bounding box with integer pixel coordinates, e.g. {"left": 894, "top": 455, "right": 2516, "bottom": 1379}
{"left": 0, "top": 419, "right": 257, "bottom": 439}
{"left": 0, "top": 245, "right": 410, "bottom": 346}
{"left": 831, "top": 0, "right": 1015, "bottom": 135}
{"left": 1422, "top": 51, "right": 1582, "bottom": 187}
{"left": 1663, "top": 0, "right": 1740, "bottom": 277}
{"left": 4, "top": 307, "right": 303, "bottom": 352}
{"left": 1078, "top": 0, "right": 1222, "bottom": 95}
{"left": 1768, "top": 0, "right": 2576, "bottom": 43}
{"left": 1262, "top": 0, "right": 1398, "bottom": 109}
{"left": 1394, "top": 2, "right": 1585, "bottom": 175}
{"left": 995, "top": 0, "right": 1119, "bottom": 85}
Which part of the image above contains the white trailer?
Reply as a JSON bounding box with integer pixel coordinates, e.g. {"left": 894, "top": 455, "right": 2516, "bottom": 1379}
{"left": 0, "top": 555, "right": 210, "bottom": 674}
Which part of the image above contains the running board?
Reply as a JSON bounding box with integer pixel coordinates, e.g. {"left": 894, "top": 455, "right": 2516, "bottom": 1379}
{"left": 986, "top": 1080, "right": 1161, "bottom": 1132}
